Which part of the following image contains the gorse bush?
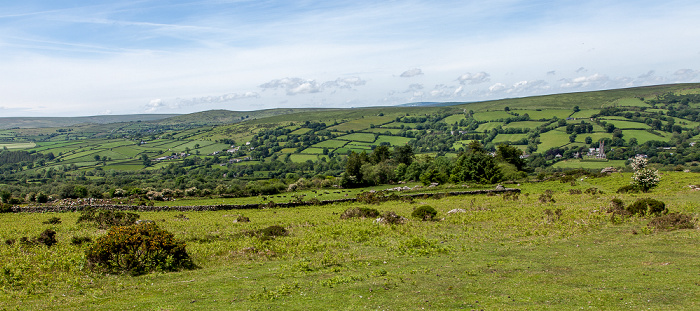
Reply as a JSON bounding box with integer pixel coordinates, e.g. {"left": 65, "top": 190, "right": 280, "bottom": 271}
{"left": 86, "top": 223, "right": 194, "bottom": 276}
{"left": 411, "top": 205, "right": 438, "bottom": 221}
{"left": 77, "top": 208, "right": 139, "bottom": 229}
{"left": 626, "top": 198, "right": 666, "bottom": 216}
{"left": 340, "top": 207, "right": 380, "bottom": 219}
{"left": 377, "top": 211, "right": 406, "bottom": 225}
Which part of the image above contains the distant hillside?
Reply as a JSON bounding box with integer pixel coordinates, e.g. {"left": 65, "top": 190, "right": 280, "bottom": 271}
{"left": 153, "top": 108, "right": 337, "bottom": 126}
{"left": 0, "top": 114, "right": 179, "bottom": 129}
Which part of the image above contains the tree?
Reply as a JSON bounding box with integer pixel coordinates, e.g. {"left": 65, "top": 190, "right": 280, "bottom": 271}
{"left": 141, "top": 154, "right": 152, "bottom": 167}
{"left": 393, "top": 145, "right": 414, "bottom": 166}
{"left": 585, "top": 136, "right": 593, "bottom": 144}
{"left": 496, "top": 144, "right": 525, "bottom": 171}
{"left": 370, "top": 145, "right": 391, "bottom": 164}
{"left": 573, "top": 105, "right": 580, "bottom": 112}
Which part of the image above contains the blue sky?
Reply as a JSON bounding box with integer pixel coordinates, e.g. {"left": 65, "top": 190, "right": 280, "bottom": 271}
{"left": 1, "top": 0, "right": 699, "bottom": 117}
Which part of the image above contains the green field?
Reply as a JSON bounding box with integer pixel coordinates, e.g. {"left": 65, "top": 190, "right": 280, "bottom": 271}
{"left": 442, "top": 114, "right": 465, "bottom": 125}
{"left": 513, "top": 109, "right": 573, "bottom": 120}
{"left": 0, "top": 142, "right": 36, "bottom": 149}
{"left": 374, "top": 135, "right": 412, "bottom": 146}
{"left": 614, "top": 97, "right": 649, "bottom": 107}
{"left": 623, "top": 130, "right": 670, "bottom": 144}
{"left": 311, "top": 140, "right": 348, "bottom": 149}
{"left": 300, "top": 147, "right": 325, "bottom": 154}
{"left": 538, "top": 130, "right": 571, "bottom": 150}
{"left": 502, "top": 121, "right": 547, "bottom": 129}
{"left": 569, "top": 109, "right": 599, "bottom": 119}
{"left": 602, "top": 119, "right": 650, "bottom": 129}
{"left": 552, "top": 159, "right": 626, "bottom": 169}
{"left": 492, "top": 133, "right": 528, "bottom": 143}
{"left": 475, "top": 122, "right": 503, "bottom": 132}
{"left": 472, "top": 111, "right": 512, "bottom": 121}
{"left": 336, "top": 133, "right": 376, "bottom": 142}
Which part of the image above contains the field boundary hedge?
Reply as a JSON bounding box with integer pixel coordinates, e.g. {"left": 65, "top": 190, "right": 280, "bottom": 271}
{"left": 9, "top": 188, "right": 520, "bottom": 213}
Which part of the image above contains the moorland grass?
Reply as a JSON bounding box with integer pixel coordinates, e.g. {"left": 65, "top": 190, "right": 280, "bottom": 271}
{"left": 1, "top": 173, "right": 698, "bottom": 310}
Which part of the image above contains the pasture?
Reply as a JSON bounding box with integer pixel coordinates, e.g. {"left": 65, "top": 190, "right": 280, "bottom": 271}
{"left": 1, "top": 172, "right": 698, "bottom": 310}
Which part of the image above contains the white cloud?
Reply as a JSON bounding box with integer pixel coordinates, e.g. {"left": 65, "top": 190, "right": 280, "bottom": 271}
{"left": 145, "top": 99, "right": 167, "bottom": 113}
{"left": 145, "top": 92, "right": 259, "bottom": 112}
{"left": 400, "top": 68, "right": 423, "bottom": 78}
{"left": 673, "top": 69, "right": 700, "bottom": 82}
{"left": 560, "top": 74, "right": 609, "bottom": 89}
{"left": 489, "top": 83, "right": 507, "bottom": 92}
{"left": 260, "top": 76, "right": 366, "bottom": 95}
{"left": 457, "top": 72, "right": 490, "bottom": 85}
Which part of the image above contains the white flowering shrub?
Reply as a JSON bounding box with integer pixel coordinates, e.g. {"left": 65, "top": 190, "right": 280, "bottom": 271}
{"left": 629, "top": 155, "right": 648, "bottom": 171}
{"left": 630, "top": 155, "right": 659, "bottom": 191}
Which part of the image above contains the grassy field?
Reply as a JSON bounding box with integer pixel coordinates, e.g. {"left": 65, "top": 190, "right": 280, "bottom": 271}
{"left": 538, "top": 130, "right": 571, "bottom": 151}
{"left": 492, "top": 133, "right": 528, "bottom": 143}
{"left": 1, "top": 172, "right": 698, "bottom": 310}
{"left": 623, "top": 130, "right": 670, "bottom": 144}
{"left": 337, "top": 133, "right": 376, "bottom": 143}
{"left": 472, "top": 111, "right": 512, "bottom": 122}
{"left": 0, "top": 142, "right": 36, "bottom": 149}
{"left": 552, "top": 159, "right": 626, "bottom": 169}
{"left": 513, "top": 109, "right": 573, "bottom": 120}
{"left": 475, "top": 122, "right": 503, "bottom": 132}
{"left": 615, "top": 97, "right": 649, "bottom": 107}
{"left": 502, "top": 121, "right": 547, "bottom": 129}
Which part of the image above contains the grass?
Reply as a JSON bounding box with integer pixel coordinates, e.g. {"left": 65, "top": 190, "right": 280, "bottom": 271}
{"left": 493, "top": 134, "right": 528, "bottom": 143}
{"left": 336, "top": 133, "right": 376, "bottom": 143}
{"left": 538, "top": 131, "right": 571, "bottom": 151}
{"left": 623, "top": 130, "right": 670, "bottom": 144}
{"left": 502, "top": 121, "right": 547, "bottom": 129}
{"left": 513, "top": 109, "right": 573, "bottom": 120}
{"left": 311, "top": 140, "right": 348, "bottom": 149}
{"left": 475, "top": 122, "right": 504, "bottom": 132}
{"left": 552, "top": 159, "right": 626, "bottom": 169}
{"left": 472, "top": 111, "right": 512, "bottom": 121}
{"left": 0, "top": 142, "right": 36, "bottom": 149}
{"left": 600, "top": 119, "right": 650, "bottom": 129}
{"left": 615, "top": 97, "right": 650, "bottom": 107}
{"left": 1, "top": 172, "right": 698, "bottom": 309}
{"left": 374, "top": 135, "right": 412, "bottom": 146}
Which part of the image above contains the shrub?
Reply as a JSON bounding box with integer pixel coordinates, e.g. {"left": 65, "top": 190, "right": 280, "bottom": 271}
{"left": 340, "top": 207, "right": 380, "bottom": 219}
{"left": 411, "top": 205, "right": 438, "bottom": 221}
{"left": 244, "top": 225, "right": 289, "bottom": 241}
{"left": 584, "top": 187, "right": 600, "bottom": 195}
{"left": 86, "top": 223, "right": 195, "bottom": 275}
{"left": 647, "top": 213, "right": 696, "bottom": 231}
{"left": 43, "top": 217, "right": 62, "bottom": 225}
{"left": 632, "top": 168, "right": 660, "bottom": 192}
{"left": 0, "top": 203, "right": 12, "bottom": 213}
{"left": 37, "top": 229, "right": 57, "bottom": 247}
{"left": 356, "top": 191, "right": 384, "bottom": 204}
{"left": 234, "top": 215, "right": 250, "bottom": 223}
{"left": 538, "top": 190, "right": 555, "bottom": 203}
{"left": 568, "top": 189, "right": 582, "bottom": 195}
{"left": 71, "top": 236, "right": 93, "bottom": 245}
{"left": 610, "top": 198, "right": 625, "bottom": 212}
{"left": 377, "top": 211, "right": 406, "bottom": 225}
{"left": 626, "top": 198, "right": 667, "bottom": 216}
{"left": 77, "top": 208, "right": 139, "bottom": 229}
{"left": 616, "top": 184, "right": 640, "bottom": 194}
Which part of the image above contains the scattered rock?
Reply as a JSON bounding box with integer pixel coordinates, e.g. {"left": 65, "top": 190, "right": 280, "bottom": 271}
{"left": 495, "top": 184, "right": 505, "bottom": 191}
{"left": 447, "top": 208, "right": 466, "bottom": 214}
{"left": 601, "top": 167, "right": 617, "bottom": 174}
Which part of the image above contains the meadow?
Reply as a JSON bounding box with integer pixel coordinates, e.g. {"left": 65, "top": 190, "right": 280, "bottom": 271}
{"left": 1, "top": 172, "right": 698, "bottom": 310}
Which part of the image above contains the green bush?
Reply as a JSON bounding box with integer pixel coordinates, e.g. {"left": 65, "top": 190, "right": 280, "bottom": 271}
{"left": 411, "top": 205, "right": 438, "bottom": 221}
{"left": 37, "top": 229, "right": 57, "bottom": 247}
{"left": 616, "top": 184, "right": 640, "bottom": 194}
{"left": 70, "top": 236, "right": 92, "bottom": 245}
{"left": 77, "top": 208, "right": 139, "bottom": 229}
{"left": 86, "top": 223, "right": 195, "bottom": 275}
{"left": 647, "top": 212, "right": 696, "bottom": 231}
{"left": 626, "top": 198, "right": 667, "bottom": 216}
{"left": 340, "top": 207, "right": 380, "bottom": 219}
{"left": 42, "top": 217, "right": 62, "bottom": 225}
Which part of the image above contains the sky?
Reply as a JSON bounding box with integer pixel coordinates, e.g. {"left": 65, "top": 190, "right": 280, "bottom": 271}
{"left": 1, "top": 0, "right": 699, "bottom": 117}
